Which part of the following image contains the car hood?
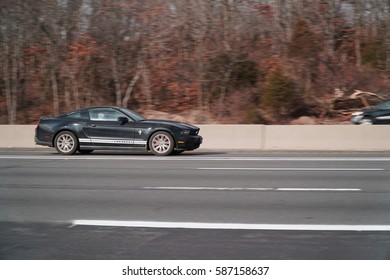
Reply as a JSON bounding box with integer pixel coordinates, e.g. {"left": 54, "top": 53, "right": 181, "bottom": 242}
{"left": 142, "top": 119, "right": 199, "bottom": 130}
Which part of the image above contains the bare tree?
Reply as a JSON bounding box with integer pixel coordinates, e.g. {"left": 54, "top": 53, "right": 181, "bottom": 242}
{"left": 0, "top": 1, "right": 26, "bottom": 123}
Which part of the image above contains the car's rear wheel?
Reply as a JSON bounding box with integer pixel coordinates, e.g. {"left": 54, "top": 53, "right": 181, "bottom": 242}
{"left": 54, "top": 131, "right": 78, "bottom": 155}
{"left": 149, "top": 131, "right": 174, "bottom": 156}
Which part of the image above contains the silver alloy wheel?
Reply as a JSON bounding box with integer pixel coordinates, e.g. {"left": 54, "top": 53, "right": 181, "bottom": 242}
{"left": 150, "top": 132, "right": 174, "bottom": 156}
{"left": 55, "top": 132, "right": 78, "bottom": 155}
{"left": 361, "top": 118, "right": 373, "bottom": 125}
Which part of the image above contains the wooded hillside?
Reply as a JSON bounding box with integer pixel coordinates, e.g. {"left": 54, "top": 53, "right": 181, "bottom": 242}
{"left": 1, "top": 0, "right": 390, "bottom": 124}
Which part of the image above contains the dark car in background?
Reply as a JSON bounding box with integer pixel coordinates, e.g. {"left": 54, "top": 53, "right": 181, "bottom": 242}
{"left": 351, "top": 100, "right": 390, "bottom": 125}
{"left": 35, "top": 106, "right": 202, "bottom": 156}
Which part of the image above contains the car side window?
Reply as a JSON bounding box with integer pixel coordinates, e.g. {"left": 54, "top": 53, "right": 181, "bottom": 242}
{"left": 65, "top": 112, "right": 82, "bottom": 119}
{"left": 89, "top": 109, "right": 127, "bottom": 121}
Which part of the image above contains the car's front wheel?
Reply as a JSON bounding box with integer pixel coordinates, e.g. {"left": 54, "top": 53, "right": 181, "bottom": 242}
{"left": 54, "top": 131, "right": 78, "bottom": 155}
{"left": 361, "top": 117, "right": 373, "bottom": 125}
{"left": 149, "top": 131, "right": 174, "bottom": 156}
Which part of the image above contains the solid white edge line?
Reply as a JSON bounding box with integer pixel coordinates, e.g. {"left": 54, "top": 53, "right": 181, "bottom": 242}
{"left": 71, "top": 220, "right": 390, "bottom": 231}
{"left": 2, "top": 155, "right": 390, "bottom": 162}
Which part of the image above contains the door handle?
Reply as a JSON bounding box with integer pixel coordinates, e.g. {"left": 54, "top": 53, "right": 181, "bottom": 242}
{"left": 90, "top": 124, "right": 96, "bottom": 127}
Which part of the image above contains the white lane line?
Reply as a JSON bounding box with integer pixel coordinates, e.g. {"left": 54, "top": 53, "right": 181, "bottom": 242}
{"left": 71, "top": 220, "right": 390, "bottom": 231}
{"left": 142, "top": 187, "right": 361, "bottom": 192}
{"left": 2, "top": 155, "right": 390, "bottom": 162}
{"left": 143, "top": 187, "right": 274, "bottom": 191}
{"left": 277, "top": 188, "right": 361, "bottom": 192}
{"left": 198, "top": 167, "right": 384, "bottom": 171}
{"left": 0, "top": 155, "right": 149, "bottom": 160}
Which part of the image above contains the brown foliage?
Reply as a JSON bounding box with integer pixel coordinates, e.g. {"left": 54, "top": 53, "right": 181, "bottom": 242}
{"left": 2, "top": 0, "right": 390, "bottom": 124}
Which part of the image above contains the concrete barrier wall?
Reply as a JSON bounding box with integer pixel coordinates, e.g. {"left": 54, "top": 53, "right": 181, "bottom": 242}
{"left": 1, "top": 124, "right": 390, "bottom": 151}
{"left": 197, "top": 125, "right": 265, "bottom": 150}
{"left": 0, "top": 125, "right": 39, "bottom": 148}
{"left": 263, "top": 125, "right": 390, "bottom": 151}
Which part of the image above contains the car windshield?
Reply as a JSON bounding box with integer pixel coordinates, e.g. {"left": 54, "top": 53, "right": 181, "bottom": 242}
{"left": 374, "top": 100, "right": 390, "bottom": 110}
{"left": 121, "top": 108, "right": 146, "bottom": 121}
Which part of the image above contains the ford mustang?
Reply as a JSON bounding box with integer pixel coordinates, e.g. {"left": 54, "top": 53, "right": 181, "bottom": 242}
{"left": 35, "top": 106, "right": 203, "bottom": 156}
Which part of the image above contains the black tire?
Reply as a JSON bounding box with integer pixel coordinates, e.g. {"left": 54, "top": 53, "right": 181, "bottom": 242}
{"left": 79, "top": 149, "right": 94, "bottom": 154}
{"left": 54, "top": 131, "right": 78, "bottom": 155}
{"left": 149, "top": 131, "right": 174, "bottom": 156}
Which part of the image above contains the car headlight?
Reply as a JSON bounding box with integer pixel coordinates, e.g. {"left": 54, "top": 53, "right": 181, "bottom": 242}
{"left": 352, "top": 111, "right": 363, "bottom": 116}
{"left": 181, "top": 130, "right": 191, "bottom": 135}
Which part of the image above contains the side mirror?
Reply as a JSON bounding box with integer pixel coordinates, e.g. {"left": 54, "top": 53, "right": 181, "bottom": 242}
{"left": 118, "top": 116, "right": 129, "bottom": 125}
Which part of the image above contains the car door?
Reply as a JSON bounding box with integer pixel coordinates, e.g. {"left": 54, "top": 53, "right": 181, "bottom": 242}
{"left": 83, "top": 108, "right": 135, "bottom": 147}
{"left": 373, "top": 101, "right": 390, "bottom": 124}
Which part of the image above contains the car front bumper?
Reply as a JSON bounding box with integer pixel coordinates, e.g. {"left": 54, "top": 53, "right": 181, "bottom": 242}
{"left": 177, "top": 135, "right": 203, "bottom": 150}
{"left": 350, "top": 115, "right": 363, "bottom": 124}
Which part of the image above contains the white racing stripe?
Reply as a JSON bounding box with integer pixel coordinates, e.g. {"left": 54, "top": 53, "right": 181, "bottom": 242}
{"left": 71, "top": 220, "right": 390, "bottom": 231}
{"left": 143, "top": 187, "right": 361, "bottom": 192}
{"left": 79, "top": 138, "right": 147, "bottom": 145}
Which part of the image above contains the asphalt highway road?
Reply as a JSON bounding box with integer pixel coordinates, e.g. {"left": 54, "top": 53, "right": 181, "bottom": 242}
{"left": 1, "top": 149, "right": 390, "bottom": 259}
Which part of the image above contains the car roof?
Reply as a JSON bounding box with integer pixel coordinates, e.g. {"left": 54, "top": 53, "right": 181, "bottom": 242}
{"left": 81, "top": 106, "right": 123, "bottom": 110}
{"left": 59, "top": 106, "right": 126, "bottom": 117}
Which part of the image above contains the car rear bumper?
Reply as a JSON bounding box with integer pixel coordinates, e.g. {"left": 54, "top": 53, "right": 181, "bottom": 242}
{"left": 34, "top": 136, "right": 52, "bottom": 147}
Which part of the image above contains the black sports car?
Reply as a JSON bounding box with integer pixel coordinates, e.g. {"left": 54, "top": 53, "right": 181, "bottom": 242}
{"left": 35, "top": 106, "right": 202, "bottom": 156}
{"left": 351, "top": 99, "right": 390, "bottom": 125}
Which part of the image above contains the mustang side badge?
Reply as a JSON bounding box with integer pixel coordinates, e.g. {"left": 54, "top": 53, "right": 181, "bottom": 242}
{"left": 138, "top": 130, "right": 142, "bottom": 135}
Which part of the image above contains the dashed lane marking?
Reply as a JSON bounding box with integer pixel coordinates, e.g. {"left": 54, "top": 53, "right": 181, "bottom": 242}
{"left": 142, "top": 187, "right": 362, "bottom": 192}
{"left": 198, "top": 167, "right": 384, "bottom": 171}
{"left": 71, "top": 220, "right": 390, "bottom": 231}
